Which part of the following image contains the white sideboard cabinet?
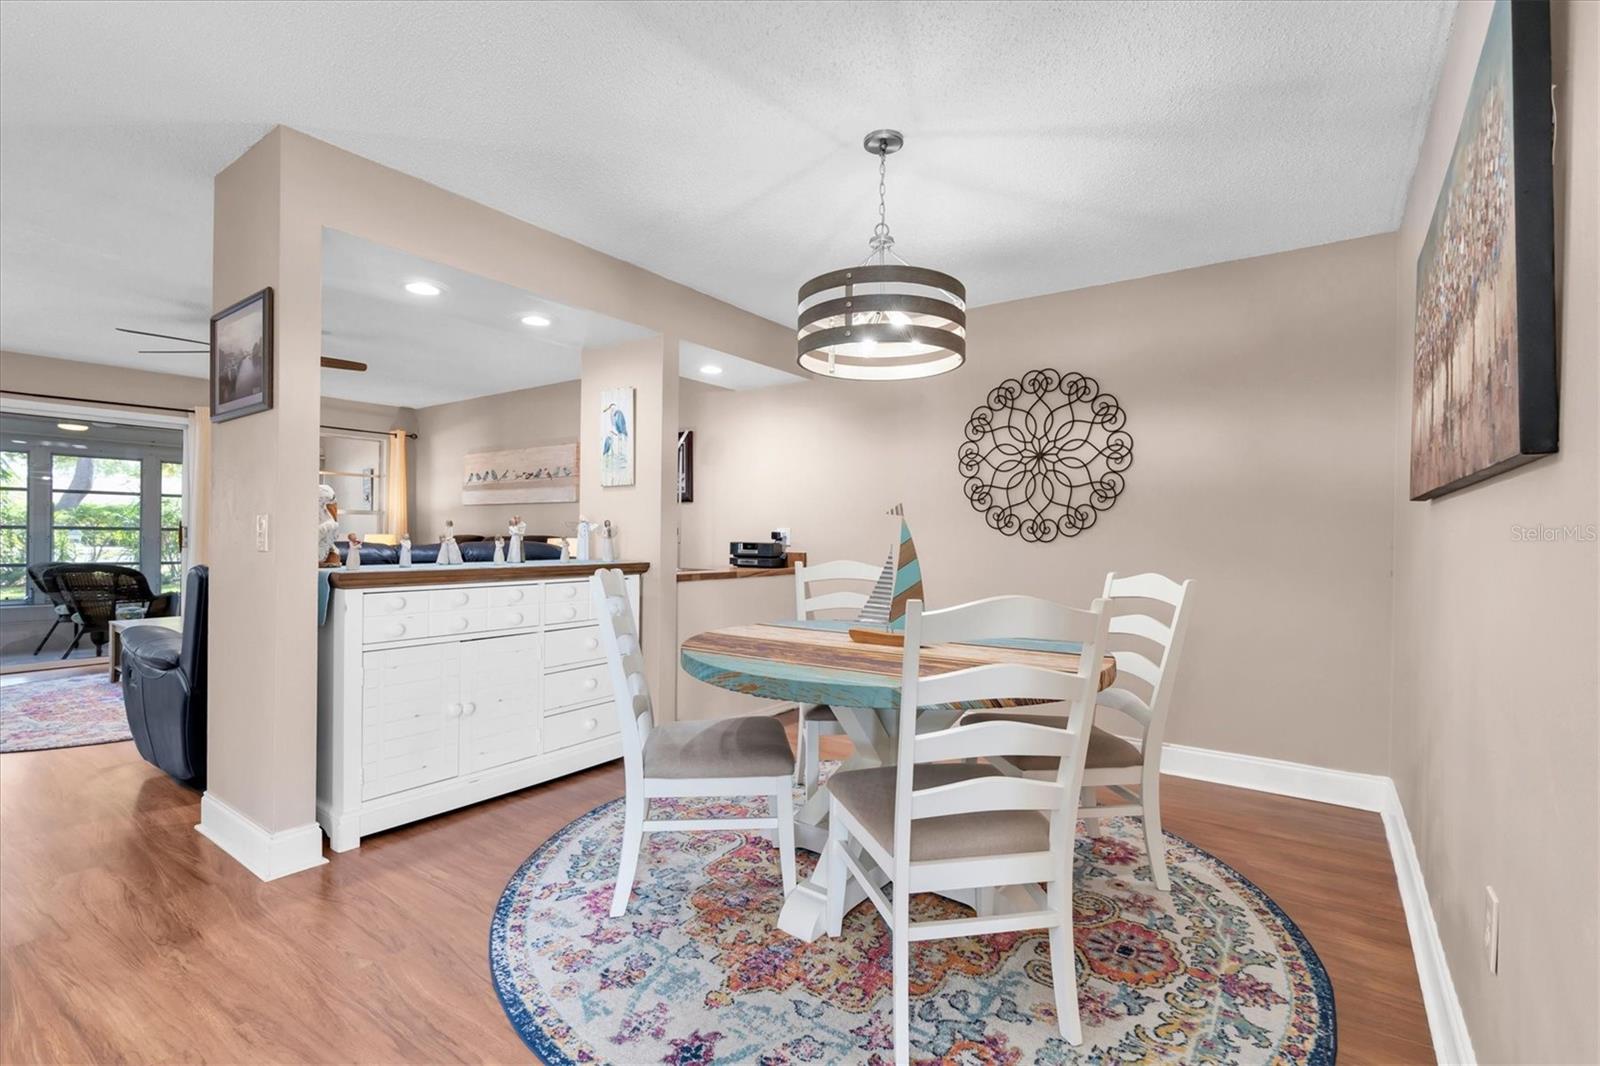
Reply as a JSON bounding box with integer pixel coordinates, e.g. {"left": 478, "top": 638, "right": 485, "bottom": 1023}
{"left": 316, "top": 561, "right": 645, "bottom": 850}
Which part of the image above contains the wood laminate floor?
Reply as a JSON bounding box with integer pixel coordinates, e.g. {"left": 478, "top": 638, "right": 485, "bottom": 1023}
{"left": 0, "top": 696, "right": 1434, "bottom": 1064}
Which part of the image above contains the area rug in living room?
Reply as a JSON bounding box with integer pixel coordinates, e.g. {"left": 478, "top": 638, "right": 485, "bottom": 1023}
{"left": 0, "top": 674, "right": 132, "bottom": 753}
{"left": 490, "top": 792, "right": 1335, "bottom": 1065}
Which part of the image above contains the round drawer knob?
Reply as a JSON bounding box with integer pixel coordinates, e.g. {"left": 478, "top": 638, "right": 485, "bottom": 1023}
{"left": 389, "top": 599, "right": 406, "bottom": 612}
{"left": 446, "top": 703, "right": 462, "bottom": 718}
{"left": 452, "top": 593, "right": 469, "bottom": 606}
{"left": 583, "top": 677, "right": 598, "bottom": 690}
{"left": 560, "top": 587, "right": 576, "bottom": 599}
{"left": 584, "top": 637, "right": 598, "bottom": 650}
{"left": 583, "top": 718, "right": 597, "bottom": 732}
{"left": 386, "top": 624, "right": 405, "bottom": 638}
{"left": 462, "top": 702, "right": 477, "bottom": 716}
{"left": 560, "top": 606, "right": 576, "bottom": 620}
{"left": 507, "top": 590, "right": 523, "bottom": 603}
{"left": 452, "top": 618, "right": 469, "bottom": 631}
{"left": 508, "top": 612, "right": 523, "bottom": 625}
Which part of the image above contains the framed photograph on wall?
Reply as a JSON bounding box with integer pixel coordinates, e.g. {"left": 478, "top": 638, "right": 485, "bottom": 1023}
{"left": 462, "top": 442, "right": 579, "bottom": 504}
{"left": 677, "top": 430, "right": 694, "bottom": 503}
{"left": 1409, "top": 0, "right": 1556, "bottom": 500}
{"left": 210, "top": 287, "right": 274, "bottom": 423}
{"left": 599, "top": 386, "right": 634, "bottom": 487}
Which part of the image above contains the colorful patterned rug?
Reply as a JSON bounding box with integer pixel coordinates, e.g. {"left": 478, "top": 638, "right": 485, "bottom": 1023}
{"left": 0, "top": 674, "right": 132, "bottom": 753}
{"left": 490, "top": 790, "right": 1335, "bottom": 1065}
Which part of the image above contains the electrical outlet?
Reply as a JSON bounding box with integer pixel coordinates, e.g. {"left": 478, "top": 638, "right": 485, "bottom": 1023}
{"left": 1483, "top": 886, "right": 1500, "bottom": 974}
{"left": 255, "top": 513, "right": 270, "bottom": 552}
{"left": 772, "top": 527, "right": 792, "bottom": 547}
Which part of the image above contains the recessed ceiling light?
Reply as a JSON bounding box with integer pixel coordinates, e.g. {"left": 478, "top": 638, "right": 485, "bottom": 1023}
{"left": 699, "top": 365, "right": 723, "bottom": 376}
{"left": 56, "top": 422, "right": 89, "bottom": 432}
{"left": 404, "top": 280, "right": 442, "bottom": 296}
{"left": 520, "top": 313, "right": 551, "bottom": 328}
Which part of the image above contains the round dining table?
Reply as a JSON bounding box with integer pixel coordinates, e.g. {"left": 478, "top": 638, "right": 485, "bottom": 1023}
{"left": 680, "top": 618, "right": 1117, "bottom": 942}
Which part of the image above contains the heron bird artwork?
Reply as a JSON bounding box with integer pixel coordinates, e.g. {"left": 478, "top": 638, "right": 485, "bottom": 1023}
{"left": 599, "top": 386, "right": 635, "bottom": 487}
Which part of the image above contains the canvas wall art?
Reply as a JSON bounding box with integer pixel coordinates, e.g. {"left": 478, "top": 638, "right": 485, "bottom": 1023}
{"left": 462, "top": 442, "right": 578, "bottom": 504}
{"left": 1409, "top": 0, "right": 1556, "bottom": 500}
{"left": 210, "top": 287, "right": 273, "bottom": 422}
{"left": 599, "top": 386, "right": 634, "bottom": 487}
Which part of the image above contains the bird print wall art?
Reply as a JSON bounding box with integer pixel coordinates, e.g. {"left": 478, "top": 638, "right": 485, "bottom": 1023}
{"left": 599, "top": 386, "right": 636, "bottom": 487}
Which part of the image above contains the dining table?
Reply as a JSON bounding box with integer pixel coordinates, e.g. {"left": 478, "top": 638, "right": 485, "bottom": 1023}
{"left": 680, "top": 618, "right": 1118, "bottom": 942}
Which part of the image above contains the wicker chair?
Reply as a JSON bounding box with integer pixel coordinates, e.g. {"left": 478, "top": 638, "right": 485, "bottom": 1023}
{"left": 50, "top": 565, "right": 173, "bottom": 659}
{"left": 24, "top": 563, "right": 77, "bottom": 655}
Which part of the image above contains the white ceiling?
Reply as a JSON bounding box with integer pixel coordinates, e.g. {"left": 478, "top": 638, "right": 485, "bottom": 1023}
{"left": 320, "top": 230, "right": 651, "bottom": 408}
{"left": 0, "top": 1, "right": 1455, "bottom": 381}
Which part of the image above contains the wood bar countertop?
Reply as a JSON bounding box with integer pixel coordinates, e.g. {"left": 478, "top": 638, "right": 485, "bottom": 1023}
{"left": 327, "top": 560, "right": 649, "bottom": 589}
{"left": 677, "top": 551, "right": 806, "bottom": 583}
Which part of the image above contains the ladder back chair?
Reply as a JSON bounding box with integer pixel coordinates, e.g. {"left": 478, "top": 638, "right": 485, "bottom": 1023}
{"left": 824, "top": 594, "right": 1111, "bottom": 1063}
{"left": 591, "top": 568, "right": 798, "bottom": 918}
{"left": 792, "top": 558, "right": 883, "bottom": 796}
{"left": 966, "top": 572, "right": 1193, "bottom": 891}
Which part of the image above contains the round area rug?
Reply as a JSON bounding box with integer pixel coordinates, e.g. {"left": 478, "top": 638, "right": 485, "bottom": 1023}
{"left": 490, "top": 787, "right": 1334, "bottom": 1066}
{"left": 0, "top": 674, "right": 132, "bottom": 753}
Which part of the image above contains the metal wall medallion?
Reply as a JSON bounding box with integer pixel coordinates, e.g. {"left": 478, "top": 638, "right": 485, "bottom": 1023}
{"left": 958, "top": 369, "right": 1133, "bottom": 541}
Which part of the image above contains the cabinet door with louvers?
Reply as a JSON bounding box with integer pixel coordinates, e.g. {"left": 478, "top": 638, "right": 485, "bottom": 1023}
{"left": 459, "top": 632, "right": 543, "bottom": 773}
{"left": 361, "top": 643, "right": 461, "bottom": 801}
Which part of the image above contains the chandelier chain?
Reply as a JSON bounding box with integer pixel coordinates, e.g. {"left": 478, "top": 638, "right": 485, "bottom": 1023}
{"left": 870, "top": 144, "right": 893, "bottom": 255}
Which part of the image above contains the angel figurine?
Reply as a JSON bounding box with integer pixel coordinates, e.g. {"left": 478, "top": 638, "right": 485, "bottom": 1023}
{"left": 398, "top": 534, "right": 413, "bottom": 567}
{"left": 345, "top": 532, "right": 363, "bottom": 570}
{"left": 507, "top": 514, "right": 526, "bottom": 564}
{"left": 493, "top": 536, "right": 506, "bottom": 564}
{"left": 438, "top": 521, "right": 464, "bottom": 566}
{"left": 318, "top": 485, "right": 342, "bottom": 568}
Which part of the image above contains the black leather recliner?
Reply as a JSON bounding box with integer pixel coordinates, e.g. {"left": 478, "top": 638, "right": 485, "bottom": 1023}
{"left": 121, "top": 565, "right": 207, "bottom": 788}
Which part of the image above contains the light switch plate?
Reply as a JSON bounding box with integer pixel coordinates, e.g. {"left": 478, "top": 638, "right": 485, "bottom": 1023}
{"left": 255, "top": 513, "right": 270, "bottom": 552}
{"left": 1483, "top": 886, "right": 1500, "bottom": 974}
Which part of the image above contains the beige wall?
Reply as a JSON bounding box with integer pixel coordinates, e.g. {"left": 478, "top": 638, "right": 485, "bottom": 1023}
{"left": 580, "top": 337, "right": 680, "bottom": 722}
{"left": 676, "top": 574, "right": 796, "bottom": 721}
{"left": 1, "top": 348, "right": 208, "bottom": 409}
{"left": 205, "top": 126, "right": 782, "bottom": 853}
{"left": 683, "top": 233, "right": 1399, "bottom": 773}
{"left": 411, "top": 381, "right": 579, "bottom": 539}
{"left": 1388, "top": 2, "right": 1599, "bottom": 1062}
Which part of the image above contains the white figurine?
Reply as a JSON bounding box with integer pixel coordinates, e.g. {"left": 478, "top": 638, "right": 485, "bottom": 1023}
{"left": 598, "top": 519, "right": 617, "bottom": 562}
{"left": 493, "top": 536, "right": 506, "bottom": 564}
{"left": 507, "top": 515, "right": 526, "bottom": 564}
{"left": 575, "top": 516, "right": 592, "bottom": 562}
{"left": 398, "top": 535, "right": 413, "bottom": 567}
{"left": 345, "top": 533, "right": 363, "bottom": 570}
{"left": 318, "top": 485, "right": 342, "bottom": 568}
{"left": 438, "top": 521, "right": 464, "bottom": 566}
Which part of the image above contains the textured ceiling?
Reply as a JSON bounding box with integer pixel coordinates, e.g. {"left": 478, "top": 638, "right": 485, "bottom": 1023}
{"left": 0, "top": 0, "right": 1454, "bottom": 381}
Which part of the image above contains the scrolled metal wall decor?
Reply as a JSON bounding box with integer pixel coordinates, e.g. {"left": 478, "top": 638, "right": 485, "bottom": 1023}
{"left": 958, "top": 369, "right": 1133, "bottom": 541}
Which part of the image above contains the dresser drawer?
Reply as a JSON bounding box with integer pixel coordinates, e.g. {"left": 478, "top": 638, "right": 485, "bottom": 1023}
{"left": 490, "top": 585, "right": 537, "bottom": 608}
{"left": 487, "top": 605, "right": 538, "bottom": 631}
{"left": 430, "top": 610, "right": 488, "bottom": 637}
{"left": 544, "top": 581, "right": 589, "bottom": 609}
{"left": 368, "top": 591, "right": 423, "bottom": 616}
{"left": 544, "top": 624, "right": 603, "bottom": 668}
{"left": 363, "top": 613, "right": 430, "bottom": 644}
{"left": 430, "top": 587, "right": 488, "bottom": 612}
{"left": 543, "top": 598, "right": 592, "bottom": 626}
{"left": 544, "top": 705, "right": 618, "bottom": 751}
{"left": 545, "top": 661, "right": 612, "bottom": 710}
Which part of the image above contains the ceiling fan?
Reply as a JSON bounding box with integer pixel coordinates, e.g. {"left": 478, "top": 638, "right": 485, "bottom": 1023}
{"left": 115, "top": 327, "right": 367, "bottom": 372}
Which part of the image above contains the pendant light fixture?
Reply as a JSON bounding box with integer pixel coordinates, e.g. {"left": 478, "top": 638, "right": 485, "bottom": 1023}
{"left": 797, "top": 130, "right": 966, "bottom": 380}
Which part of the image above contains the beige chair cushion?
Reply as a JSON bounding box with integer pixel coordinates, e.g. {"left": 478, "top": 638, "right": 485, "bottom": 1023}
{"left": 643, "top": 716, "right": 796, "bottom": 779}
{"left": 828, "top": 763, "right": 1052, "bottom": 862}
{"left": 960, "top": 713, "right": 1144, "bottom": 773}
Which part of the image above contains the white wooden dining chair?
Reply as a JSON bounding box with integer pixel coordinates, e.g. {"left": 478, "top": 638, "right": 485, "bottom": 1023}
{"left": 792, "top": 558, "right": 883, "bottom": 797}
{"left": 591, "top": 568, "right": 798, "bottom": 918}
{"left": 823, "top": 594, "right": 1111, "bottom": 1064}
{"left": 965, "top": 572, "right": 1193, "bottom": 891}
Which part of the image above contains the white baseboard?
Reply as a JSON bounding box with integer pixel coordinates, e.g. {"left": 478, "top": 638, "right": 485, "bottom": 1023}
{"left": 1378, "top": 780, "right": 1476, "bottom": 1065}
{"left": 1144, "top": 738, "right": 1475, "bottom": 1064}
{"left": 196, "top": 792, "right": 328, "bottom": 881}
